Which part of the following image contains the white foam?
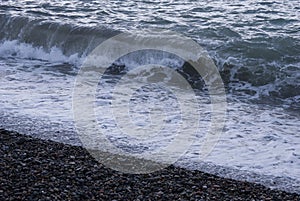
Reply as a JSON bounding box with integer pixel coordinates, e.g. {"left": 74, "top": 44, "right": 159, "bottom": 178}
{"left": 0, "top": 40, "right": 83, "bottom": 66}
{"left": 0, "top": 54, "right": 300, "bottom": 193}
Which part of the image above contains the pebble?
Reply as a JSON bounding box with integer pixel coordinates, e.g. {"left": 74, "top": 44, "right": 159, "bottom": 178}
{"left": 0, "top": 129, "right": 299, "bottom": 201}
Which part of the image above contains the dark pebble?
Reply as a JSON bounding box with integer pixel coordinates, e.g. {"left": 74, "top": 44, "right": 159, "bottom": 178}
{"left": 0, "top": 129, "right": 299, "bottom": 201}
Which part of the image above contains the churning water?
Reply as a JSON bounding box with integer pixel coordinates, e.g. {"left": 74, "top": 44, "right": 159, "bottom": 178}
{"left": 0, "top": 0, "right": 299, "bottom": 193}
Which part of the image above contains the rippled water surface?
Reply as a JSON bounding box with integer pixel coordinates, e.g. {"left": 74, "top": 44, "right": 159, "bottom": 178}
{"left": 0, "top": 0, "right": 299, "bottom": 193}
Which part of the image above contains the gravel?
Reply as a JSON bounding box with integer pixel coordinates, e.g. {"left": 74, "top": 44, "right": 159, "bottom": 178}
{"left": 1, "top": 129, "right": 299, "bottom": 201}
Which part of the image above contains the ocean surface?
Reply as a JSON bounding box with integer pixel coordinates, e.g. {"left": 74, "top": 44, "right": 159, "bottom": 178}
{"left": 0, "top": 0, "right": 299, "bottom": 193}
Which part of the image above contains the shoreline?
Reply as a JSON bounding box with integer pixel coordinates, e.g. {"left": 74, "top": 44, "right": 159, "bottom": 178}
{"left": 1, "top": 128, "right": 299, "bottom": 200}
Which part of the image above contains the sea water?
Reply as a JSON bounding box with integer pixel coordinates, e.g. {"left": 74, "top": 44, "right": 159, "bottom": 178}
{"left": 0, "top": 0, "right": 299, "bottom": 193}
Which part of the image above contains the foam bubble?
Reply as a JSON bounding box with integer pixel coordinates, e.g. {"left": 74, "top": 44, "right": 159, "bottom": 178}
{"left": 0, "top": 40, "right": 83, "bottom": 66}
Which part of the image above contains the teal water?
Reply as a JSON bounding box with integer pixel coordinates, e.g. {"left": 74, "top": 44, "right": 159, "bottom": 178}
{"left": 0, "top": 0, "right": 299, "bottom": 193}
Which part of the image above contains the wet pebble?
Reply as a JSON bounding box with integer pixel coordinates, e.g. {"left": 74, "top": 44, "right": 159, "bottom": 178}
{"left": 0, "top": 129, "right": 299, "bottom": 201}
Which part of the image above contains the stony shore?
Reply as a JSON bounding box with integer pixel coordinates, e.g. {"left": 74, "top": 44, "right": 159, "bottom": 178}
{"left": 1, "top": 129, "right": 299, "bottom": 200}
